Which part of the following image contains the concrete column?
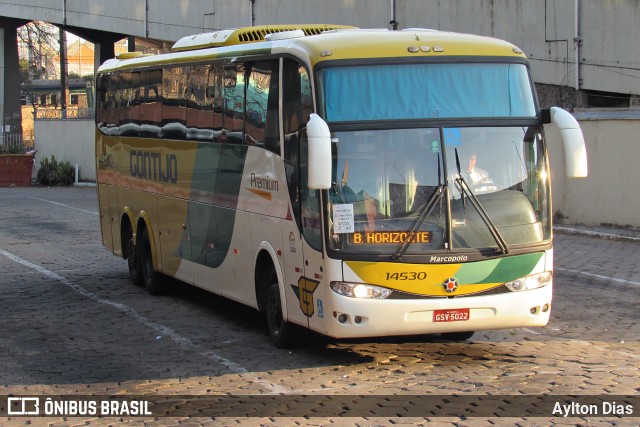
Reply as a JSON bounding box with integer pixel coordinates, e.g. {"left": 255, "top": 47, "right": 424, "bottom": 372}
{"left": 0, "top": 27, "right": 5, "bottom": 134}
{"left": 59, "top": 27, "right": 68, "bottom": 110}
{"left": 94, "top": 38, "right": 116, "bottom": 71}
{"left": 0, "top": 20, "right": 25, "bottom": 136}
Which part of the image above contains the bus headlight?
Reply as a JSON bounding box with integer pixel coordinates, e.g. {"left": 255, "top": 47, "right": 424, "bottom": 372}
{"left": 330, "top": 282, "right": 393, "bottom": 299}
{"left": 505, "top": 271, "right": 552, "bottom": 292}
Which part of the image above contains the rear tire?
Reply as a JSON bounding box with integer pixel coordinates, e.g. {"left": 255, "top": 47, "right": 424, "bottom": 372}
{"left": 140, "top": 227, "right": 166, "bottom": 295}
{"left": 126, "top": 235, "right": 143, "bottom": 286}
{"left": 441, "top": 331, "right": 475, "bottom": 341}
{"left": 265, "top": 274, "right": 298, "bottom": 348}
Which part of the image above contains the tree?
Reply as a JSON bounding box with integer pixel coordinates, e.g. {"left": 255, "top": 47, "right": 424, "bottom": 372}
{"left": 17, "top": 21, "right": 59, "bottom": 80}
{"left": 18, "top": 21, "right": 60, "bottom": 121}
{"left": 19, "top": 58, "right": 39, "bottom": 120}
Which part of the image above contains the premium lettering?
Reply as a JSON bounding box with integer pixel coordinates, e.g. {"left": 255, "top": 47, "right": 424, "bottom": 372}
{"left": 250, "top": 173, "right": 279, "bottom": 191}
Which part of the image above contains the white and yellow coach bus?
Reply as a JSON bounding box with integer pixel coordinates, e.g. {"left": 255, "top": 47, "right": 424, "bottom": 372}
{"left": 96, "top": 25, "right": 587, "bottom": 347}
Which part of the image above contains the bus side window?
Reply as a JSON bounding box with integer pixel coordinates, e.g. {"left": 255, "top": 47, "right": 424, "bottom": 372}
{"left": 283, "top": 59, "right": 314, "bottom": 231}
{"left": 106, "top": 72, "right": 119, "bottom": 134}
{"left": 96, "top": 73, "right": 113, "bottom": 134}
{"left": 245, "top": 60, "right": 280, "bottom": 154}
{"left": 118, "top": 71, "right": 140, "bottom": 137}
{"left": 163, "top": 66, "right": 187, "bottom": 140}
{"left": 184, "top": 64, "right": 212, "bottom": 142}
{"left": 222, "top": 63, "right": 245, "bottom": 144}
{"left": 139, "top": 69, "right": 163, "bottom": 138}
{"left": 283, "top": 59, "right": 312, "bottom": 136}
{"left": 208, "top": 64, "right": 224, "bottom": 142}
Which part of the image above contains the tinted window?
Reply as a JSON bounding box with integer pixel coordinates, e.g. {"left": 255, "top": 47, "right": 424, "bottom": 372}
{"left": 162, "top": 66, "right": 187, "bottom": 139}
{"left": 222, "top": 63, "right": 244, "bottom": 144}
{"left": 118, "top": 71, "right": 140, "bottom": 137}
{"left": 245, "top": 60, "right": 280, "bottom": 154}
{"left": 139, "top": 69, "right": 163, "bottom": 138}
{"left": 184, "top": 64, "right": 213, "bottom": 142}
{"left": 283, "top": 59, "right": 314, "bottom": 230}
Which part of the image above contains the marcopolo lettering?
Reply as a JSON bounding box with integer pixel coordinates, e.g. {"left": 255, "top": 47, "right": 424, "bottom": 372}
{"left": 130, "top": 150, "right": 178, "bottom": 183}
{"left": 429, "top": 255, "right": 468, "bottom": 263}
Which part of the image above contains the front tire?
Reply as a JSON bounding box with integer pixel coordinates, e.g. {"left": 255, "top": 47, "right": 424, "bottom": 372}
{"left": 265, "top": 275, "right": 298, "bottom": 348}
{"left": 140, "top": 227, "right": 166, "bottom": 295}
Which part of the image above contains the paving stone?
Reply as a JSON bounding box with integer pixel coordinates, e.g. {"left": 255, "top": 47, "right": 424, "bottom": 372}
{"left": 0, "top": 187, "right": 638, "bottom": 425}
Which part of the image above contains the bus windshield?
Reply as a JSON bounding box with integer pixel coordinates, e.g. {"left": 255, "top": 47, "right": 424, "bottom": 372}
{"left": 326, "top": 126, "right": 550, "bottom": 256}
{"left": 322, "top": 62, "right": 536, "bottom": 122}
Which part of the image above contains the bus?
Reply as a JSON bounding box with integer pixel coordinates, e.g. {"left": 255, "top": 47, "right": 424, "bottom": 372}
{"left": 95, "top": 25, "right": 587, "bottom": 347}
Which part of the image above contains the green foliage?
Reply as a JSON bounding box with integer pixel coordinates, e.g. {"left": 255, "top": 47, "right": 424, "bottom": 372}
{"left": 37, "top": 155, "right": 75, "bottom": 186}
{"left": 0, "top": 143, "right": 28, "bottom": 155}
{"left": 57, "top": 159, "right": 75, "bottom": 185}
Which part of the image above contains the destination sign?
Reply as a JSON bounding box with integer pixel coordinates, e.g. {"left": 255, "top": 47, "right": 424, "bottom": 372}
{"left": 351, "top": 231, "right": 432, "bottom": 245}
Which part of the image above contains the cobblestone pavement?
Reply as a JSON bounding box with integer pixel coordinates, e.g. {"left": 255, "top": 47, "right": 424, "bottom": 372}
{"left": 0, "top": 187, "right": 638, "bottom": 426}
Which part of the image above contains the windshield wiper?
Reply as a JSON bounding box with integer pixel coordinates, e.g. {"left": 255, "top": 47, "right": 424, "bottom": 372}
{"left": 454, "top": 148, "right": 510, "bottom": 254}
{"left": 455, "top": 148, "right": 466, "bottom": 213}
{"left": 393, "top": 154, "right": 444, "bottom": 260}
{"left": 392, "top": 185, "right": 445, "bottom": 260}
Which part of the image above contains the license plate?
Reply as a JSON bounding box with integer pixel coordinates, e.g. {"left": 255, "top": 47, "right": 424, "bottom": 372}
{"left": 433, "top": 308, "right": 470, "bottom": 322}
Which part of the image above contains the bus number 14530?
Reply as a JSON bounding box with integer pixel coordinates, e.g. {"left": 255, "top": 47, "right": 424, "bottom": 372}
{"left": 385, "top": 272, "right": 427, "bottom": 281}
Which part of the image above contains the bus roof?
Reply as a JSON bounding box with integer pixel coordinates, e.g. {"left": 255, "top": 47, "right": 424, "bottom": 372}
{"left": 171, "top": 24, "right": 357, "bottom": 52}
{"left": 98, "top": 26, "right": 526, "bottom": 73}
{"left": 289, "top": 28, "right": 526, "bottom": 65}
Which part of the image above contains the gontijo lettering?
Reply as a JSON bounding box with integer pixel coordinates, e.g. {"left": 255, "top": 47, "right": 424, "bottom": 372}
{"left": 130, "top": 150, "right": 178, "bottom": 183}
{"left": 351, "top": 231, "right": 431, "bottom": 244}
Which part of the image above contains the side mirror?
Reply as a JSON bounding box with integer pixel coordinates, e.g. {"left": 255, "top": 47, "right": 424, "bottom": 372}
{"left": 548, "top": 107, "right": 588, "bottom": 178}
{"left": 306, "top": 113, "right": 332, "bottom": 189}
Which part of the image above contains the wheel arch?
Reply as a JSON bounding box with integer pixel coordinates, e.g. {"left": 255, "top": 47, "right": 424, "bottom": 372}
{"left": 254, "top": 242, "right": 287, "bottom": 320}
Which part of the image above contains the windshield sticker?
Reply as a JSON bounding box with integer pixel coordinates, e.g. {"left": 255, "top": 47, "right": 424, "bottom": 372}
{"left": 430, "top": 140, "right": 441, "bottom": 154}
{"left": 444, "top": 128, "right": 461, "bottom": 146}
{"left": 333, "top": 204, "right": 355, "bottom": 233}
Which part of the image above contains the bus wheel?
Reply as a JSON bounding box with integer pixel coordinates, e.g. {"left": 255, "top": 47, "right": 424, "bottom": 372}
{"left": 126, "top": 235, "right": 143, "bottom": 286}
{"left": 441, "top": 331, "right": 475, "bottom": 341}
{"left": 140, "top": 227, "right": 165, "bottom": 295}
{"left": 265, "top": 276, "right": 297, "bottom": 348}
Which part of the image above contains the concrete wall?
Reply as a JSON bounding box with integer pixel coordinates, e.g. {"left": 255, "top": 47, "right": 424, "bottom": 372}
{"left": 547, "top": 117, "right": 640, "bottom": 227}
{"left": 398, "top": 0, "right": 640, "bottom": 96}
{"left": 31, "top": 115, "right": 640, "bottom": 227}
{"left": 2, "top": 0, "right": 640, "bottom": 95}
{"left": 34, "top": 119, "right": 95, "bottom": 182}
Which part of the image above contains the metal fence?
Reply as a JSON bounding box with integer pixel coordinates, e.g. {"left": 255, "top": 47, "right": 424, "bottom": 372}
{"left": 0, "top": 133, "right": 35, "bottom": 154}
{"left": 35, "top": 108, "right": 95, "bottom": 120}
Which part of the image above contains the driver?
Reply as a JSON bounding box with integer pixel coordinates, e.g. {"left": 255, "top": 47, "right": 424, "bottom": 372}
{"left": 467, "top": 153, "right": 491, "bottom": 185}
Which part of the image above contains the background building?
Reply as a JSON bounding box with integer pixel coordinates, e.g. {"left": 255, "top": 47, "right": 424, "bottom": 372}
{"left": 0, "top": 0, "right": 639, "bottom": 227}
